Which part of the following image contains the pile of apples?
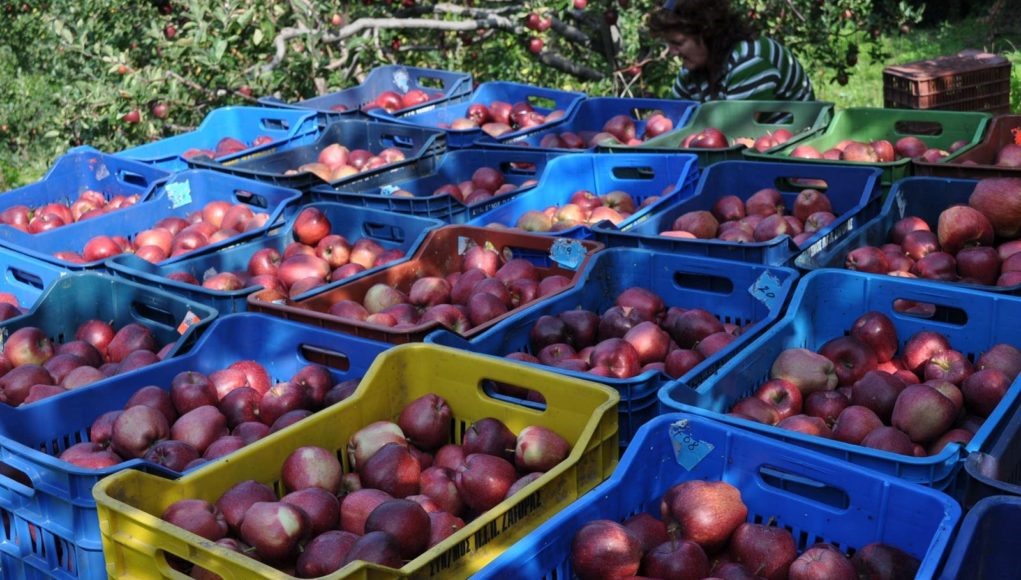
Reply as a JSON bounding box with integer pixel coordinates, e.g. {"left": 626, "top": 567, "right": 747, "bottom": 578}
{"left": 0, "top": 191, "right": 142, "bottom": 234}
{"left": 53, "top": 199, "right": 270, "bottom": 265}
{"left": 663, "top": 187, "right": 835, "bottom": 247}
{"left": 440, "top": 101, "right": 567, "bottom": 138}
{"left": 323, "top": 243, "right": 576, "bottom": 334}
{"left": 959, "top": 128, "right": 1021, "bottom": 166}
{"left": 681, "top": 127, "right": 795, "bottom": 151}
{"left": 353, "top": 89, "right": 441, "bottom": 114}
{"left": 182, "top": 136, "right": 275, "bottom": 161}
{"left": 58, "top": 359, "right": 358, "bottom": 471}
{"left": 511, "top": 189, "right": 648, "bottom": 232}
{"left": 0, "top": 320, "right": 176, "bottom": 407}
{"left": 728, "top": 310, "right": 1018, "bottom": 457}
{"left": 790, "top": 135, "right": 968, "bottom": 164}
{"left": 844, "top": 177, "right": 1021, "bottom": 287}
{"left": 284, "top": 143, "right": 408, "bottom": 183}
{"left": 504, "top": 286, "right": 744, "bottom": 380}
{"left": 157, "top": 394, "right": 572, "bottom": 576}
{"left": 409, "top": 166, "right": 536, "bottom": 206}
{"left": 169, "top": 207, "right": 406, "bottom": 300}
{"left": 569, "top": 480, "right": 919, "bottom": 579}
{"left": 528, "top": 112, "right": 674, "bottom": 150}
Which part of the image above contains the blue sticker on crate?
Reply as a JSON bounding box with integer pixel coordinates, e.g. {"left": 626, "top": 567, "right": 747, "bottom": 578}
{"left": 749, "top": 271, "right": 783, "bottom": 309}
{"left": 380, "top": 184, "right": 400, "bottom": 197}
{"left": 94, "top": 161, "right": 111, "bottom": 181}
{"left": 393, "top": 68, "right": 411, "bottom": 93}
{"left": 550, "top": 239, "right": 585, "bottom": 271}
{"left": 165, "top": 180, "right": 193, "bottom": 208}
{"left": 669, "top": 419, "right": 714, "bottom": 470}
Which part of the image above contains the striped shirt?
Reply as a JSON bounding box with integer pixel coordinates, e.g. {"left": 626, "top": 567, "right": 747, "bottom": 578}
{"left": 671, "top": 37, "right": 815, "bottom": 102}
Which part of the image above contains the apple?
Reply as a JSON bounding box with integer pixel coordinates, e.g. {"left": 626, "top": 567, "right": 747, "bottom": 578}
{"left": 850, "top": 543, "right": 920, "bottom": 579}
{"left": 569, "top": 520, "right": 643, "bottom": 580}
{"left": 295, "top": 530, "right": 358, "bottom": 578}
{"left": 143, "top": 440, "right": 200, "bottom": 472}
{"left": 770, "top": 348, "right": 838, "bottom": 395}
{"left": 162, "top": 499, "right": 228, "bottom": 541}
{"left": 282, "top": 445, "right": 342, "bottom": 494}
{"left": 730, "top": 522, "right": 798, "bottom": 580}
{"left": 360, "top": 442, "right": 421, "bottom": 498}
{"left": 660, "top": 480, "right": 747, "bottom": 553}
{"left": 397, "top": 393, "right": 452, "bottom": 451}
{"left": 790, "top": 543, "right": 857, "bottom": 580}
{"left": 58, "top": 441, "right": 122, "bottom": 469}
{"left": 342, "top": 531, "right": 403, "bottom": 568}
{"left": 364, "top": 499, "right": 431, "bottom": 559}
{"left": 281, "top": 487, "right": 341, "bottom": 537}
{"left": 340, "top": 488, "right": 393, "bottom": 535}
{"left": 238, "top": 501, "right": 308, "bottom": 562}
{"left": 111, "top": 404, "right": 170, "bottom": 459}
{"left": 347, "top": 420, "right": 407, "bottom": 470}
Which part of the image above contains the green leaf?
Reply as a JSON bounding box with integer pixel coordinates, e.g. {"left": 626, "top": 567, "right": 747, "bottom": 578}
{"left": 213, "top": 39, "right": 227, "bottom": 63}
{"left": 253, "top": 29, "right": 264, "bottom": 46}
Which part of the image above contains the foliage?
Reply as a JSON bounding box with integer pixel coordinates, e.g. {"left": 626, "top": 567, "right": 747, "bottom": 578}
{"left": 0, "top": 0, "right": 925, "bottom": 189}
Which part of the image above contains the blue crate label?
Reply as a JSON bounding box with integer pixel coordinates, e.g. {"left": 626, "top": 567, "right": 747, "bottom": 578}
{"left": 165, "top": 180, "right": 193, "bottom": 209}
{"left": 895, "top": 192, "right": 907, "bottom": 220}
{"left": 749, "top": 271, "right": 782, "bottom": 309}
{"left": 550, "top": 239, "right": 585, "bottom": 271}
{"left": 177, "top": 310, "right": 201, "bottom": 335}
{"left": 669, "top": 419, "right": 714, "bottom": 470}
{"left": 94, "top": 161, "right": 111, "bottom": 182}
{"left": 457, "top": 236, "right": 471, "bottom": 256}
{"left": 392, "top": 68, "right": 411, "bottom": 93}
{"left": 379, "top": 184, "right": 400, "bottom": 197}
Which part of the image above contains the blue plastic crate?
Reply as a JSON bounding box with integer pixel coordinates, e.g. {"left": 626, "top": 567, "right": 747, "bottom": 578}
{"left": 952, "top": 383, "right": 1021, "bottom": 509}
{"left": 258, "top": 65, "right": 473, "bottom": 119}
{"left": 478, "top": 96, "right": 699, "bottom": 152}
{"left": 0, "top": 272, "right": 216, "bottom": 380}
{"left": 464, "top": 153, "right": 701, "bottom": 240}
{"left": 659, "top": 269, "right": 1021, "bottom": 488}
{"left": 594, "top": 160, "right": 883, "bottom": 265}
{"left": 308, "top": 149, "right": 562, "bottom": 224}
{"left": 104, "top": 202, "right": 443, "bottom": 314}
{"left": 796, "top": 176, "right": 1021, "bottom": 294}
{"left": 0, "top": 247, "right": 66, "bottom": 311}
{"left": 116, "top": 106, "right": 321, "bottom": 172}
{"left": 0, "top": 146, "right": 168, "bottom": 222}
{"left": 0, "top": 170, "right": 302, "bottom": 270}
{"left": 475, "top": 413, "right": 960, "bottom": 580}
{"left": 186, "top": 117, "right": 446, "bottom": 191}
{"left": 427, "top": 248, "right": 796, "bottom": 446}
{"left": 0, "top": 312, "right": 388, "bottom": 579}
{"left": 366, "top": 81, "right": 586, "bottom": 148}
{"left": 937, "top": 496, "right": 1021, "bottom": 580}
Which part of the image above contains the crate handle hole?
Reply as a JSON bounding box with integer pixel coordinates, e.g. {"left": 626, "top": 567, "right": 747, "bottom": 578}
{"left": 673, "top": 272, "right": 734, "bottom": 294}
{"left": 130, "top": 301, "right": 178, "bottom": 330}
{"left": 118, "top": 170, "right": 150, "bottom": 188}
{"left": 416, "top": 75, "right": 446, "bottom": 89}
{"left": 233, "top": 189, "right": 269, "bottom": 209}
{"left": 480, "top": 379, "right": 548, "bottom": 411}
{"left": 777, "top": 177, "right": 829, "bottom": 192}
{"left": 753, "top": 111, "right": 795, "bottom": 124}
{"left": 299, "top": 344, "right": 351, "bottom": 372}
{"left": 383, "top": 134, "right": 416, "bottom": 149}
{"left": 758, "top": 465, "right": 850, "bottom": 510}
{"left": 8, "top": 267, "right": 45, "bottom": 290}
{"left": 894, "top": 120, "right": 943, "bottom": 136}
{"left": 500, "top": 161, "right": 539, "bottom": 175}
{"left": 611, "top": 166, "right": 655, "bottom": 180}
{"left": 891, "top": 299, "right": 966, "bottom": 324}
{"left": 0, "top": 461, "right": 34, "bottom": 493}
{"left": 525, "top": 96, "right": 557, "bottom": 110}
{"left": 362, "top": 222, "right": 406, "bottom": 243}
{"left": 260, "top": 118, "right": 290, "bottom": 131}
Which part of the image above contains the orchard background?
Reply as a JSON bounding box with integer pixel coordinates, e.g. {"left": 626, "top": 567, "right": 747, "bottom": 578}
{"left": 1, "top": 0, "right": 1017, "bottom": 189}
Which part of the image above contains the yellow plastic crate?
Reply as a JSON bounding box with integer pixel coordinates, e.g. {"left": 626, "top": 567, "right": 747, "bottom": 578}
{"left": 93, "top": 343, "right": 619, "bottom": 579}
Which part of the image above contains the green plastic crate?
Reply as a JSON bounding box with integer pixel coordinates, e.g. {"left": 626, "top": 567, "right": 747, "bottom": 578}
{"left": 743, "top": 107, "right": 991, "bottom": 188}
{"left": 602, "top": 100, "right": 834, "bottom": 166}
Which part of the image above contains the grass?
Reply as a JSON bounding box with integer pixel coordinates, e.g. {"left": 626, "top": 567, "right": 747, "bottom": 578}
{"left": 812, "top": 17, "right": 1021, "bottom": 112}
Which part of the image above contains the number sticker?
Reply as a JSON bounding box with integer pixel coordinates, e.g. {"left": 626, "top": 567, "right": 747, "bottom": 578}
{"left": 669, "top": 419, "right": 714, "bottom": 470}
{"left": 749, "top": 271, "right": 782, "bottom": 309}
{"left": 165, "top": 180, "right": 193, "bottom": 209}
{"left": 550, "top": 239, "right": 585, "bottom": 271}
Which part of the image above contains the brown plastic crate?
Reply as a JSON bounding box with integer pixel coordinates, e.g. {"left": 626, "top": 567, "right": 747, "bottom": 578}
{"left": 247, "top": 225, "right": 603, "bottom": 343}
{"left": 884, "top": 51, "right": 1012, "bottom": 114}
{"left": 914, "top": 114, "right": 1021, "bottom": 178}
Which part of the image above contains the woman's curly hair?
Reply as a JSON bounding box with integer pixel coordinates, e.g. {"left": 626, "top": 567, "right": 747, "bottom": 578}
{"left": 648, "top": 0, "right": 757, "bottom": 92}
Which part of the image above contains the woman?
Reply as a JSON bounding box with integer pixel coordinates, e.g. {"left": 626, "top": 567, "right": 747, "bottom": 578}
{"left": 648, "top": 0, "right": 815, "bottom": 102}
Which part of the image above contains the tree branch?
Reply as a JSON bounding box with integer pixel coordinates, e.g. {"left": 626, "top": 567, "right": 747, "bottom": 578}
{"left": 537, "top": 51, "right": 604, "bottom": 81}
